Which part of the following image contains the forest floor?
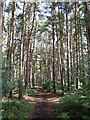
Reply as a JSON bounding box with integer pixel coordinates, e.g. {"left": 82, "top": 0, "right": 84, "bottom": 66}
{"left": 23, "top": 86, "right": 60, "bottom": 119}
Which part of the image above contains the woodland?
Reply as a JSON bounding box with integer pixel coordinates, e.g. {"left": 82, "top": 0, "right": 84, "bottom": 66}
{"left": 0, "top": 0, "right": 90, "bottom": 119}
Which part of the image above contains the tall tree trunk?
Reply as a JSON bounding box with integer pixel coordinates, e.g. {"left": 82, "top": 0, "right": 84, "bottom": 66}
{"left": 22, "top": 1, "right": 26, "bottom": 84}
{"left": 84, "top": 1, "right": 90, "bottom": 91}
{"left": 75, "top": 2, "right": 79, "bottom": 90}
{"left": 34, "top": 46, "right": 37, "bottom": 87}
{"left": 50, "top": 40, "right": 53, "bottom": 80}
{"left": 61, "top": 10, "right": 66, "bottom": 91}
{"left": 0, "top": 2, "right": 3, "bottom": 39}
{"left": 16, "top": 41, "right": 19, "bottom": 87}
{"left": 70, "top": 16, "right": 73, "bottom": 83}
{"left": 52, "top": 1, "right": 56, "bottom": 93}
{"left": 84, "top": 2, "right": 90, "bottom": 73}
{"left": 73, "top": 40, "right": 75, "bottom": 81}
{"left": 0, "top": 2, "right": 3, "bottom": 100}
{"left": 66, "top": 3, "right": 71, "bottom": 91}
{"left": 78, "top": 11, "right": 82, "bottom": 86}
{"left": 7, "top": 2, "right": 16, "bottom": 61}
{"left": 40, "top": 60, "right": 42, "bottom": 84}
{"left": 28, "top": 3, "right": 36, "bottom": 88}
{"left": 79, "top": 12, "right": 85, "bottom": 85}
{"left": 33, "top": 24, "right": 37, "bottom": 87}
{"left": 42, "top": 43, "right": 45, "bottom": 83}
{"left": 7, "top": 12, "right": 10, "bottom": 59}
{"left": 8, "top": 1, "right": 16, "bottom": 98}
{"left": 55, "top": 6, "right": 61, "bottom": 80}
{"left": 19, "top": 0, "right": 25, "bottom": 99}
{"left": 25, "top": 4, "right": 32, "bottom": 90}
{"left": 45, "top": 34, "right": 48, "bottom": 81}
{"left": 58, "top": 2, "right": 64, "bottom": 91}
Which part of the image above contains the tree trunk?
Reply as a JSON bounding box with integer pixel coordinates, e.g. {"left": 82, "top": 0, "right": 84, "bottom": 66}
{"left": 55, "top": 6, "right": 61, "bottom": 80}
{"left": 75, "top": 2, "right": 79, "bottom": 90}
{"left": 52, "top": 1, "right": 56, "bottom": 93}
{"left": 0, "top": 2, "right": 3, "bottom": 38}
{"left": 40, "top": 60, "right": 42, "bottom": 84}
{"left": 42, "top": 42, "right": 45, "bottom": 83}
{"left": 66, "top": 3, "right": 71, "bottom": 91}
{"left": 45, "top": 34, "right": 48, "bottom": 81}
{"left": 7, "top": 2, "right": 16, "bottom": 61}
{"left": 19, "top": 1, "right": 26, "bottom": 99}
{"left": 0, "top": 2, "right": 3, "bottom": 99}
{"left": 34, "top": 46, "right": 37, "bottom": 87}
{"left": 58, "top": 3, "right": 65, "bottom": 91}
{"left": 28, "top": 3, "right": 36, "bottom": 88}
{"left": 8, "top": 1, "right": 16, "bottom": 98}
{"left": 25, "top": 4, "right": 32, "bottom": 90}
{"left": 50, "top": 41, "right": 53, "bottom": 80}
{"left": 70, "top": 16, "right": 73, "bottom": 83}
{"left": 33, "top": 24, "right": 37, "bottom": 87}
{"left": 79, "top": 12, "right": 85, "bottom": 85}
{"left": 22, "top": 1, "right": 26, "bottom": 84}
{"left": 84, "top": 1, "right": 90, "bottom": 91}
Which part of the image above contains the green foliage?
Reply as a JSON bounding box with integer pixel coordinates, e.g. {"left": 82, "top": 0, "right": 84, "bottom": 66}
{"left": 42, "top": 80, "right": 54, "bottom": 92}
{"left": 2, "top": 58, "right": 16, "bottom": 97}
{"left": 42, "top": 80, "right": 62, "bottom": 92}
{"left": 57, "top": 90, "right": 90, "bottom": 120}
{"left": 26, "top": 88, "right": 39, "bottom": 96}
{"left": 56, "top": 80, "right": 62, "bottom": 92}
{"left": 2, "top": 99, "right": 34, "bottom": 119}
{"left": 57, "top": 112, "right": 70, "bottom": 120}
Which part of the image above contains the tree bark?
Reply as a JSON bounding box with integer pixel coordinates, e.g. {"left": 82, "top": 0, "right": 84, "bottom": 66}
{"left": 66, "top": 3, "right": 71, "bottom": 91}
{"left": 19, "top": 0, "right": 26, "bottom": 99}
{"left": 0, "top": 2, "right": 3, "bottom": 99}
{"left": 8, "top": 1, "right": 16, "bottom": 98}
{"left": 70, "top": 16, "right": 73, "bottom": 84}
{"left": 34, "top": 46, "right": 37, "bottom": 87}
{"left": 28, "top": 3, "right": 36, "bottom": 88}
{"left": 0, "top": 2, "right": 3, "bottom": 39}
{"left": 84, "top": 2, "right": 90, "bottom": 72}
{"left": 75, "top": 2, "right": 79, "bottom": 90}
{"left": 52, "top": 1, "right": 56, "bottom": 93}
{"left": 50, "top": 40, "right": 53, "bottom": 80}
{"left": 55, "top": 6, "right": 61, "bottom": 80}
{"left": 40, "top": 60, "right": 42, "bottom": 84}
{"left": 84, "top": 1, "right": 90, "bottom": 90}
{"left": 58, "top": 3, "right": 64, "bottom": 91}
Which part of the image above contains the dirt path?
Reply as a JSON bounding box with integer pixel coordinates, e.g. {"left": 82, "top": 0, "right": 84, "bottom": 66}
{"left": 24, "top": 86, "right": 60, "bottom": 119}
{"left": 23, "top": 86, "right": 60, "bottom": 119}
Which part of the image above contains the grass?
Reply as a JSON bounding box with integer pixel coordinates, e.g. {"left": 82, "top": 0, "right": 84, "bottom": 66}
{"left": 2, "top": 98, "right": 34, "bottom": 119}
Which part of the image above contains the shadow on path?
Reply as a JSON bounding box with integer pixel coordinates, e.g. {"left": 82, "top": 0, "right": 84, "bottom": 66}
{"left": 29, "top": 86, "right": 60, "bottom": 119}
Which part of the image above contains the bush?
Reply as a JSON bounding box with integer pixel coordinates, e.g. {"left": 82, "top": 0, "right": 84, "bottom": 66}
{"left": 2, "top": 99, "right": 34, "bottom": 119}
{"left": 26, "top": 88, "right": 39, "bottom": 96}
{"left": 2, "top": 58, "right": 16, "bottom": 97}
{"left": 57, "top": 91, "right": 90, "bottom": 120}
{"left": 57, "top": 112, "right": 70, "bottom": 120}
{"left": 42, "top": 80, "right": 62, "bottom": 92}
{"left": 42, "top": 80, "right": 54, "bottom": 92}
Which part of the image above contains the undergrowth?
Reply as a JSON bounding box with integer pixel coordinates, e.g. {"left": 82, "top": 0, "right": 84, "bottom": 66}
{"left": 42, "top": 80, "right": 61, "bottom": 93}
{"left": 56, "top": 90, "right": 90, "bottom": 120}
{"left": 2, "top": 99, "right": 34, "bottom": 119}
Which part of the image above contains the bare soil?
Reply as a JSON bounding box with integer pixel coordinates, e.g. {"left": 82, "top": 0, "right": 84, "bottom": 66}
{"left": 24, "top": 86, "right": 60, "bottom": 119}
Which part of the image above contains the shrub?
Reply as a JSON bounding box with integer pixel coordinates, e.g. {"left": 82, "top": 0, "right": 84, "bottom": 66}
{"left": 42, "top": 80, "right": 54, "bottom": 92}
{"left": 57, "top": 91, "right": 90, "bottom": 120}
{"left": 2, "top": 99, "right": 34, "bottom": 119}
